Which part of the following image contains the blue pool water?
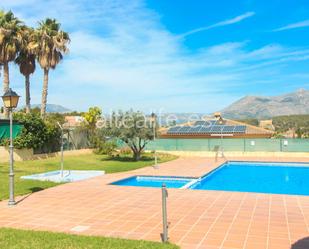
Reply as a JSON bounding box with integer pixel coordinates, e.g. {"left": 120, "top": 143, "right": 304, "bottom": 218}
{"left": 111, "top": 161, "right": 309, "bottom": 196}
{"left": 191, "top": 161, "right": 309, "bottom": 196}
{"left": 111, "top": 176, "right": 193, "bottom": 188}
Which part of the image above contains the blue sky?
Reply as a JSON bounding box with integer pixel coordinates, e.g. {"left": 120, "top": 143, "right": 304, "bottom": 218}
{"left": 1, "top": 0, "right": 309, "bottom": 113}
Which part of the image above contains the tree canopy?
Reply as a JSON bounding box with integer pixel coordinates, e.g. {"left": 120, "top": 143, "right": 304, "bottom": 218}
{"left": 82, "top": 107, "right": 102, "bottom": 131}
{"left": 0, "top": 10, "right": 70, "bottom": 118}
{"left": 101, "top": 110, "right": 155, "bottom": 161}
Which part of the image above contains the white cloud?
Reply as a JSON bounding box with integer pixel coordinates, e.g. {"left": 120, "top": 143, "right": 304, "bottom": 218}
{"left": 1, "top": 1, "right": 309, "bottom": 113}
{"left": 273, "top": 20, "right": 309, "bottom": 32}
{"left": 211, "top": 11, "right": 255, "bottom": 27}
{"left": 180, "top": 12, "right": 255, "bottom": 38}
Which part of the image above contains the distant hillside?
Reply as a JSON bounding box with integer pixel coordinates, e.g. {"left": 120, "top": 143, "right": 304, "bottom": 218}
{"left": 30, "top": 104, "right": 72, "bottom": 113}
{"left": 272, "top": 114, "right": 309, "bottom": 138}
{"left": 237, "top": 115, "right": 309, "bottom": 138}
{"left": 221, "top": 89, "right": 309, "bottom": 119}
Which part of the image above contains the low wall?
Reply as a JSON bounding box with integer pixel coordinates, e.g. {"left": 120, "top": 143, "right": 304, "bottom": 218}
{"left": 156, "top": 150, "right": 309, "bottom": 158}
{"left": 0, "top": 147, "right": 93, "bottom": 162}
{"left": 0, "top": 147, "right": 34, "bottom": 162}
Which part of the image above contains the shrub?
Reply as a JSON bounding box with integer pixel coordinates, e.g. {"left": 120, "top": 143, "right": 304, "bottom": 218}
{"left": 93, "top": 140, "right": 117, "bottom": 156}
{"left": 119, "top": 146, "right": 132, "bottom": 156}
{"left": 3, "top": 113, "right": 61, "bottom": 152}
{"left": 101, "top": 110, "right": 155, "bottom": 161}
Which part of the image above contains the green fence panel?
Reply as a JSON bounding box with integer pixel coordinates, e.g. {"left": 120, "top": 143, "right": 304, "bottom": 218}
{"left": 281, "top": 139, "right": 309, "bottom": 152}
{"left": 149, "top": 139, "right": 177, "bottom": 151}
{"left": 244, "top": 139, "right": 281, "bottom": 152}
{"left": 176, "top": 139, "right": 209, "bottom": 151}
{"left": 0, "top": 123, "right": 23, "bottom": 140}
{"left": 145, "top": 138, "right": 309, "bottom": 152}
{"left": 210, "top": 139, "right": 245, "bottom": 151}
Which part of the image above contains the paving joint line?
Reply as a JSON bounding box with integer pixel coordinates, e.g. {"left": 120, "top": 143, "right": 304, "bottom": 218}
{"left": 218, "top": 193, "right": 248, "bottom": 249}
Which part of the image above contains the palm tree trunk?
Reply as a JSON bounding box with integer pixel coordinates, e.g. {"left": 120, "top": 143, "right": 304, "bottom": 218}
{"left": 3, "top": 62, "right": 10, "bottom": 119}
{"left": 40, "top": 68, "right": 49, "bottom": 119}
{"left": 25, "top": 75, "right": 31, "bottom": 113}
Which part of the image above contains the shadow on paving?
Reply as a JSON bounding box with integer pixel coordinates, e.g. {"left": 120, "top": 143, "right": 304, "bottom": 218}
{"left": 15, "top": 187, "right": 45, "bottom": 204}
{"left": 101, "top": 156, "right": 152, "bottom": 162}
{"left": 29, "top": 187, "right": 45, "bottom": 193}
{"left": 291, "top": 237, "right": 309, "bottom": 249}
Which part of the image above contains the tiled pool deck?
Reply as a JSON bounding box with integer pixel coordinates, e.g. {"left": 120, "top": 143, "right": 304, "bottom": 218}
{"left": 1, "top": 157, "right": 309, "bottom": 249}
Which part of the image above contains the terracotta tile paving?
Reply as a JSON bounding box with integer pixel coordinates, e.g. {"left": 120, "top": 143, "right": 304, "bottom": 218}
{"left": 1, "top": 156, "right": 309, "bottom": 249}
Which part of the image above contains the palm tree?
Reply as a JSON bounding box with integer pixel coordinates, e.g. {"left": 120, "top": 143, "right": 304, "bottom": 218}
{"left": 34, "top": 18, "right": 70, "bottom": 118}
{"left": 0, "top": 10, "right": 23, "bottom": 118}
{"left": 15, "top": 27, "right": 36, "bottom": 113}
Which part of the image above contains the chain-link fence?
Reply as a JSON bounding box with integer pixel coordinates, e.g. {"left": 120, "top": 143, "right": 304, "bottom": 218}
{"left": 63, "top": 129, "right": 89, "bottom": 151}
{"left": 33, "top": 129, "right": 89, "bottom": 154}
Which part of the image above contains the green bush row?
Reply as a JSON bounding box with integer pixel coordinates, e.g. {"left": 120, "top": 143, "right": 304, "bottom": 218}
{"left": 1, "top": 112, "right": 61, "bottom": 152}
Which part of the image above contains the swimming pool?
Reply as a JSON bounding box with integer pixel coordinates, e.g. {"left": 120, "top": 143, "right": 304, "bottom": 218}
{"left": 111, "top": 161, "right": 309, "bottom": 196}
{"left": 111, "top": 176, "right": 194, "bottom": 188}
{"left": 191, "top": 161, "right": 309, "bottom": 196}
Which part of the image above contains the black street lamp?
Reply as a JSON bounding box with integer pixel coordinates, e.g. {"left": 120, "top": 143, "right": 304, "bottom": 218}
{"left": 2, "top": 88, "right": 20, "bottom": 206}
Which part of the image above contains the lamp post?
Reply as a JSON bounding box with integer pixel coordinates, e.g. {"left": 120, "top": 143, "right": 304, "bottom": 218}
{"left": 2, "top": 89, "right": 20, "bottom": 206}
{"left": 151, "top": 112, "right": 158, "bottom": 169}
{"left": 218, "top": 117, "right": 224, "bottom": 157}
{"left": 57, "top": 122, "right": 64, "bottom": 178}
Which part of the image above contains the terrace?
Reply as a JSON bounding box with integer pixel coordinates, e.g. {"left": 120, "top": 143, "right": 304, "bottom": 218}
{"left": 1, "top": 2, "right": 309, "bottom": 249}
{"left": 1, "top": 156, "right": 309, "bottom": 249}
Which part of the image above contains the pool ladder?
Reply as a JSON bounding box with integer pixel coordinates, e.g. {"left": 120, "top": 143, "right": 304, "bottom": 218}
{"left": 60, "top": 170, "right": 71, "bottom": 178}
{"left": 215, "top": 148, "right": 227, "bottom": 162}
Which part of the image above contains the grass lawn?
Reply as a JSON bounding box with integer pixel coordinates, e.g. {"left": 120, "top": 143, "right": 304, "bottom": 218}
{"left": 0, "top": 228, "right": 179, "bottom": 249}
{"left": 0, "top": 152, "right": 177, "bottom": 200}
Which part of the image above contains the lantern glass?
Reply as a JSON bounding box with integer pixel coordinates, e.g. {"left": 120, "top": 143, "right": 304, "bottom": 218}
{"left": 2, "top": 96, "right": 12, "bottom": 109}
{"left": 10, "top": 95, "right": 19, "bottom": 108}
{"left": 2, "top": 89, "right": 20, "bottom": 109}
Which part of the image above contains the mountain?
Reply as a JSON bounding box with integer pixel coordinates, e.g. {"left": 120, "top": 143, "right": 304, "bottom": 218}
{"left": 30, "top": 104, "right": 72, "bottom": 113}
{"left": 221, "top": 89, "right": 309, "bottom": 119}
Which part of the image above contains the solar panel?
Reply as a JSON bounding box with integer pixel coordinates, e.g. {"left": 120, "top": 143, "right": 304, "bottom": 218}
{"left": 199, "top": 126, "right": 212, "bottom": 133}
{"left": 234, "top": 125, "right": 246, "bottom": 133}
{"left": 188, "top": 125, "right": 202, "bottom": 133}
{"left": 168, "top": 126, "right": 181, "bottom": 131}
{"left": 222, "top": 125, "right": 235, "bottom": 133}
{"left": 166, "top": 126, "right": 181, "bottom": 134}
{"left": 210, "top": 125, "right": 224, "bottom": 133}
{"left": 167, "top": 122, "right": 247, "bottom": 135}
{"left": 177, "top": 126, "right": 191, "bottom": 134}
